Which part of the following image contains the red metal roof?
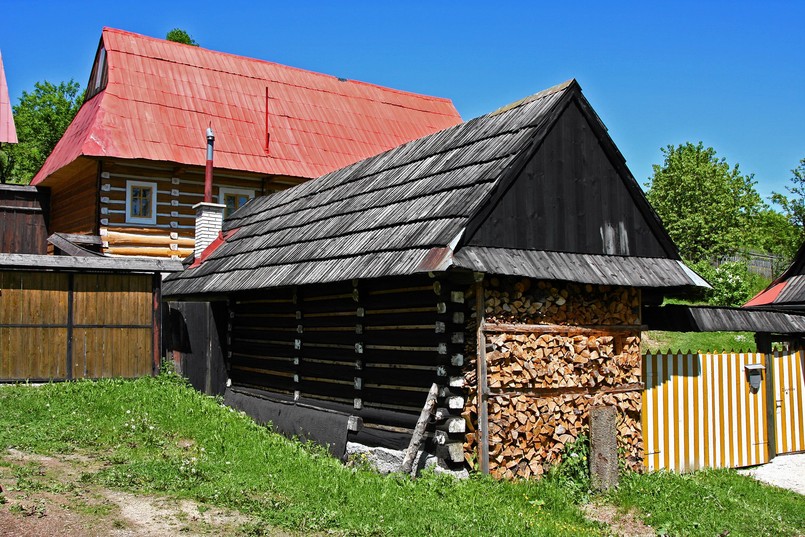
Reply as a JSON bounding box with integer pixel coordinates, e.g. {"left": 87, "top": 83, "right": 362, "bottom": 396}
{"left": 0, "top": 50, "right": 18, "bottom": 144}
{"left": 33, "top": 28, "right": 462, "bottom": 185}
{"left": 744, "top": 281, "right": 786, "bottom": 307}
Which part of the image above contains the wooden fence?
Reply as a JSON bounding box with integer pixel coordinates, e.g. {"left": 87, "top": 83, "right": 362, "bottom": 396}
{"left": 643, "top": 350, "right": 805, "bottom": 472}
{"left": 0, "top": 253, "right": 183, "bottom": 381}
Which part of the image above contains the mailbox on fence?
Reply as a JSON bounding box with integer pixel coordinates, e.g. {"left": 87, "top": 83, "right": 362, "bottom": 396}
{"left": 744, "top": 363, "right": 765, "bottom": 393}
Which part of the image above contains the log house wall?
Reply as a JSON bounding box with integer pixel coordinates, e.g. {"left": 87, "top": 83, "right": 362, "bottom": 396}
{"left": 47, "top": 158, "right": 308, "bottom": 258}
{"left": 226, "top": 274, "right": 468, "bottom": 462}
{"left": 463, "top": 275, "right": 644, "bottom": 479}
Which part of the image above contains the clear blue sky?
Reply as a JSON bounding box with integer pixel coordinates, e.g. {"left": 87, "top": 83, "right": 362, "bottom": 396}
{"left": 1, "top": 1, "right": 802, "bottom": 200}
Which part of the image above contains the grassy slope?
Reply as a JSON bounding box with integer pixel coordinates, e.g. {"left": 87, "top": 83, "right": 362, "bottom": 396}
{"left": 1, "top": 376, "right": 802, "bottom": 536}
{"left": 0, "top": 376, "right": 598, "bottom": 537}
{"left": 609, "top": 469, "right": 805, "bottom": 536}
{"left": 642, "top": 330, "right": 757, "bottom": 354}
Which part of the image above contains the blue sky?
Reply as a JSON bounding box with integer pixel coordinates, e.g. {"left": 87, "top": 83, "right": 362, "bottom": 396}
{"left": 2, "top": 1, "right": 803, "bottom": 200}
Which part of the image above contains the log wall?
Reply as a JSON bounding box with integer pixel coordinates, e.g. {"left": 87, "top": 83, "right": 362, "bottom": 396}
{"left": 463, "top": 276, "right": 643, "bottom": 479}
{"left": 98, "top": 161, "right": 270, "bottom": 258}
{"left": 226, "top": 274, "right": 468, "bottom": 461}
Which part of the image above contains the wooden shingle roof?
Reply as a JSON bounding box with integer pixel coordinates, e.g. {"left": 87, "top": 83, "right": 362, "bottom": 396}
{"left": 745, "top": 241, "right": 805, "bottom": 309}
{"left": 32, "top": 28, "right": 462, "bottom": 185}
{"left": 164, "top": 80, "right": 707, "bottom": 297}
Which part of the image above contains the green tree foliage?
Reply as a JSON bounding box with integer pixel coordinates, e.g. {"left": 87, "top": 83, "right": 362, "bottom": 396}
{"left": 771, "top": 157, "right": 805, "bottom": 242}
{"left": 3, "top": 80, "right": 83, "bottom": 184}
{"left": 166, "top": 28, "right": 199, "bottom": 46}
{"left": 752, "top": 207, "right": 801, "bottom": 268}
{"left": 646, "top": 142, "right": 764, "bottom": 261}
{"left": 689, "top": 260, "right": 770, "bottom": 307}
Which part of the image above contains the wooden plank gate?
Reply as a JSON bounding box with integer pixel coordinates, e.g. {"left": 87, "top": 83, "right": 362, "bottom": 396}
{"left": 643, "top": 350, "right": 805, "bottom": 472}
{"left": 0, "top": 270, "right": 159, "bottom": 381}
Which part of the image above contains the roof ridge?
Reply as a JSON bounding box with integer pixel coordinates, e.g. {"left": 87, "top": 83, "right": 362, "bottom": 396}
{"left": 101, "top": 27, "right": 455, "bottom": 104}
{"left": 489, "top": 79, "right": 578, "bottom": 116}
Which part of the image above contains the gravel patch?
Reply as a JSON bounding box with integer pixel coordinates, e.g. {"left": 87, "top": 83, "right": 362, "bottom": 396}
{"left": 738, "top": 453, "right": 805, "bottom": 495}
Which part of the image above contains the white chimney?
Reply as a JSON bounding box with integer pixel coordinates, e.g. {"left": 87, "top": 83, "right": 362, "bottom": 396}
{"left": 193, "top": 201, "right": 225, "bottom": 259}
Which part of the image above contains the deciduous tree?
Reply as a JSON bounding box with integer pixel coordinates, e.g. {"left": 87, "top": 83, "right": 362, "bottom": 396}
{"left": 5, "top": 80, "right": 83, "bottom": 183}
{"left": 771, "top": 157, "right": 805, "bottom": 242}
{"left": 645, "top": 142, "right": 763, "bottom": 261}
{"left": 166, "top": 28, "right": 199, "bottom": 46}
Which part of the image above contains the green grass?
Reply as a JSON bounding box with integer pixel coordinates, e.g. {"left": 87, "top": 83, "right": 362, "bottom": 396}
{"left": 1, "top": 375, "right": 802, "bottom": 536}
{"left": 642, "top": 330, "right": 757, "bottom": 353}
{"left": 608, "top": 469, "right": 805, "bottom": 536}
{"left": 0, "top": 375, "right": 598, "bottom": 536}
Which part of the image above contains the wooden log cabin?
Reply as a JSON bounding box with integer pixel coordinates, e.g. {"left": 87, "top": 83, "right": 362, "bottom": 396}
{"left": 164, "top": 80, "right": 709, "bottom": 475}
{"left": 30, "top": 28, "right": 462, "bottom": 258}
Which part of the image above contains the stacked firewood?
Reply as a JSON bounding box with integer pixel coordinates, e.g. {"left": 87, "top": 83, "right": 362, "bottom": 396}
{"left": 480, "top": 392, "right": 641, "bottom": 479}
{"left": 461, "top": 276, "right": 644, "bottom": 479}
{"left": 486, "top": 333, "right": 641, "bottom": 389}
{"left": 484, "top": 278, "right": 640, "bottom": 326}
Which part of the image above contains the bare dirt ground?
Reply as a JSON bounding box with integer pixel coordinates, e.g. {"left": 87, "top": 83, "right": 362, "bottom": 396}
{"left": 582, "top": 502, "right": 655, "bottom": 537}
{"left": 0, "top": 449, "right": 295, "bottom": 537}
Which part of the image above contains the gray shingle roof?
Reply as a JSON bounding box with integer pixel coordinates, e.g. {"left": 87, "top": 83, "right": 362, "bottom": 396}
{"left": 164, "top": 80, "right": 705, "bottom": 297}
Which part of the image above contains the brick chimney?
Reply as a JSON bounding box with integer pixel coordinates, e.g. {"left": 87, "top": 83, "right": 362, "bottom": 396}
{"left": 193, "top": 202, "right": 225, "bottom": 259}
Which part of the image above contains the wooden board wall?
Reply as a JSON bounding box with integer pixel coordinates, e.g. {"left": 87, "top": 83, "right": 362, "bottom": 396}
{"left": 0, "top": 185, "right": 50, "bottom": 254}
{"left": 0, "top": 270, "right": 155, "bottom": 381}
{"left": 466, "top": 101, "right": 669, "bottom": 258}
{"left": 47, "top": 160, "right": 98, "bottom": 235}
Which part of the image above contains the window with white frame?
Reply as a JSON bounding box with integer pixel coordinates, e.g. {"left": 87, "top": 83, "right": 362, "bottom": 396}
{"left": 126, "top": 180, "right": 158, "bottom": 225}
{"left": 218, "top": 186, "right": 255, "bottom": 218}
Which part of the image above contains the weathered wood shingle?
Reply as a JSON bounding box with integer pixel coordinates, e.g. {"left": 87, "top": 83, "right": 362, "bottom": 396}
{"left": 164, "top": 80, "right": 707, "bottom": 297}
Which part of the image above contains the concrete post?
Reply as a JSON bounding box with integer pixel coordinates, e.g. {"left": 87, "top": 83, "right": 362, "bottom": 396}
{"left": 589, "top": 405, "right": 618, "bottom": 491}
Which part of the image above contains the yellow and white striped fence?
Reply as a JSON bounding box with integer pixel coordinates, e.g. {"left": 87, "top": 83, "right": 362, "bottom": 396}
{"left": 643, "top": 351, "right": 768, "bottom": 472}
{"left": 642, "top": 350, "right": 805, "bottom": 472}
{"left": 773, "top": 350, "right": 805, "bottom": 455}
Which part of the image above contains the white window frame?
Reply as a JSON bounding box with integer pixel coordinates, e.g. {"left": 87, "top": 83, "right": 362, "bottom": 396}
{"left": 125, "top": 180, "right": 158, "bottom": 225}
{"left": 218, "top": 186, "right": 255, "bottom": 216}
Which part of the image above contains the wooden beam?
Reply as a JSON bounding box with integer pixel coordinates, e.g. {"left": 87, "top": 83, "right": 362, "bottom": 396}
{"left": 476, "top": 280, "right": 490, "bottom": 475}
{"left": 401, "top": 382, "right": 439, "bottom": 474}
{"left": 482, "top": 322, "right": 646, "bottom": 335}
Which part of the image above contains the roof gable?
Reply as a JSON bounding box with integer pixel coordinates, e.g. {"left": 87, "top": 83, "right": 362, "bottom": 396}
{"left": 462, "top": 96, "right": 678, "bottom": 258}
{"left": 32, "top": 28, "right": 462, "bottom": 185}
{"left": 164, "top": 80, "right": 704, "bottom": 297}
{"left": 0, "top": 50, "right": 17, "bottom": 144}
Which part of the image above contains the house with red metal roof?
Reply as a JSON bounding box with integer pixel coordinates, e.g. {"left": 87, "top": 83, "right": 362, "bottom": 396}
{"left": 32, "top": 28, "right": 462, "bottom": 258}
{"left": 0, "top": 50, "right": 17, "bottom": 146}
{"left": 745, "top": 241, "right": 805, "bottom": 311}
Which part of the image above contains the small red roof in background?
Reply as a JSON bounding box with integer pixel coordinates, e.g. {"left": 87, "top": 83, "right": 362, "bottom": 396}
{"left": 744, "top": 281, "right": 786, "bottom": 307}
{"left": 0, "top": 50, "right": 18, "bottom": 144}
{"left": 33, "top": 28, "right": 462, "bottom": 185}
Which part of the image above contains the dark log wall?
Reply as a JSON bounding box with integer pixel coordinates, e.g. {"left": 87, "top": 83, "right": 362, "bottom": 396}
{"left": 0, "top": 184, "right": 49, "bottom": 254}
{"left": 227, "top": 274, "right": 468, "bottom": 454}
{"left": 467, "top": 100, "right": 667, "bottom": 258}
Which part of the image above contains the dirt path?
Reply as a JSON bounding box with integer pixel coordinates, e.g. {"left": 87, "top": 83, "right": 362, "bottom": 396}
{"left": 0, "top": 449, "right": 289, "bottom": 537}
{"left": 738, "top": 452, "right": 805, "bottom": 495}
